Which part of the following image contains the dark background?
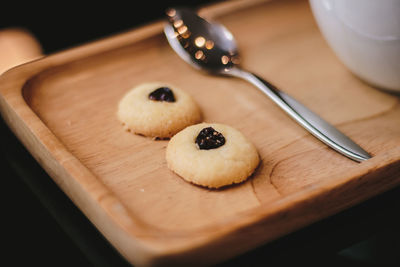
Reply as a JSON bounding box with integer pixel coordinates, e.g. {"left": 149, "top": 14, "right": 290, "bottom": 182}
{"left": 1, "top": 1, "right": 217, "bottom": 54}
{"left": 1, "top": 1, "right": 400, "bottom": 266}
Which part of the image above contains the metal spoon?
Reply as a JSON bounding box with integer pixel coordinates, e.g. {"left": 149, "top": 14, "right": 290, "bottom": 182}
{"left": 163, "top": 8, "right": 371, "bottom": 162}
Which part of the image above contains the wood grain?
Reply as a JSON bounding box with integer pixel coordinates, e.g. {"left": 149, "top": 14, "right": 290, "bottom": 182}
{"left": 1, "top": 0, "right": 400, "bottom": 266}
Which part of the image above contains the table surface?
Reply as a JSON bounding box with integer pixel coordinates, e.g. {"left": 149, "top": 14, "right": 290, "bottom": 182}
{"left": 2, "top": 1, "right": 400, "bottom": 266}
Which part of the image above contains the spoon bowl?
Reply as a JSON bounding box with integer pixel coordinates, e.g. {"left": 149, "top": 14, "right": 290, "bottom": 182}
{"left": 164, "top": 8, "right": 239, "bottom": 74}
{"left": 164, "top": 8, "right": 371, "bottom": 162}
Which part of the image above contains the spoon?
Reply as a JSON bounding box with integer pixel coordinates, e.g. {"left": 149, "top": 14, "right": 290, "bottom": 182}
{"left": 163, "top": 8, "right": 371, "bottom": 162}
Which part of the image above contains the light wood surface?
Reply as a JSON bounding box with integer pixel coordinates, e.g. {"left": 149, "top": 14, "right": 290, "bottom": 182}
{"left": 1, "top": 0, "right": 400, "bottom": 266}
{"left": 0, "top": 28, "right": 42, "bottom": 74}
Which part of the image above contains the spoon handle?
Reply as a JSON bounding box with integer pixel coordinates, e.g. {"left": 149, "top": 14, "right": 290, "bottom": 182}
{"left": 229, "top": 68, "right": 371, "bottom": 162}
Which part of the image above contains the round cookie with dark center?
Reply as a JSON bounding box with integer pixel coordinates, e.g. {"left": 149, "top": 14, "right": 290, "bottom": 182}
{"left": 117, "top": 82, "right": 202, "bottom": 138}
{"left": 166, "top": 123, "right": 260, "bottom": 188}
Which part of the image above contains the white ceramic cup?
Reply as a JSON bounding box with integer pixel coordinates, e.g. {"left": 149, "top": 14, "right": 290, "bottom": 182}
{"left": 309, "top": 0, "right": 400, "bottom": 92}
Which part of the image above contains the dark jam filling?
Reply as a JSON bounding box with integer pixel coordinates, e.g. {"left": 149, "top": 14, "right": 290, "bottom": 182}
{"left": 195, "top": 127, "right": 225, "bottom": 150}
{"left": 148, "top": 87, "right": 175, "bottom": 102}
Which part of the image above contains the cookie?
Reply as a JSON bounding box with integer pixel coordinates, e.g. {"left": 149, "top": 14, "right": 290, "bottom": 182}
{"left": 117, "top": 82, "right": 202, "bottom": 138}
{"left": 166, "top": 123, "right": 260, "bottom": 188}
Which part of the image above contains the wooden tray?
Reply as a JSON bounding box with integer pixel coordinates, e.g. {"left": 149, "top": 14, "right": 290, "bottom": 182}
{"left": 1, "top": 0, "right": 400, "bottom": 266}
